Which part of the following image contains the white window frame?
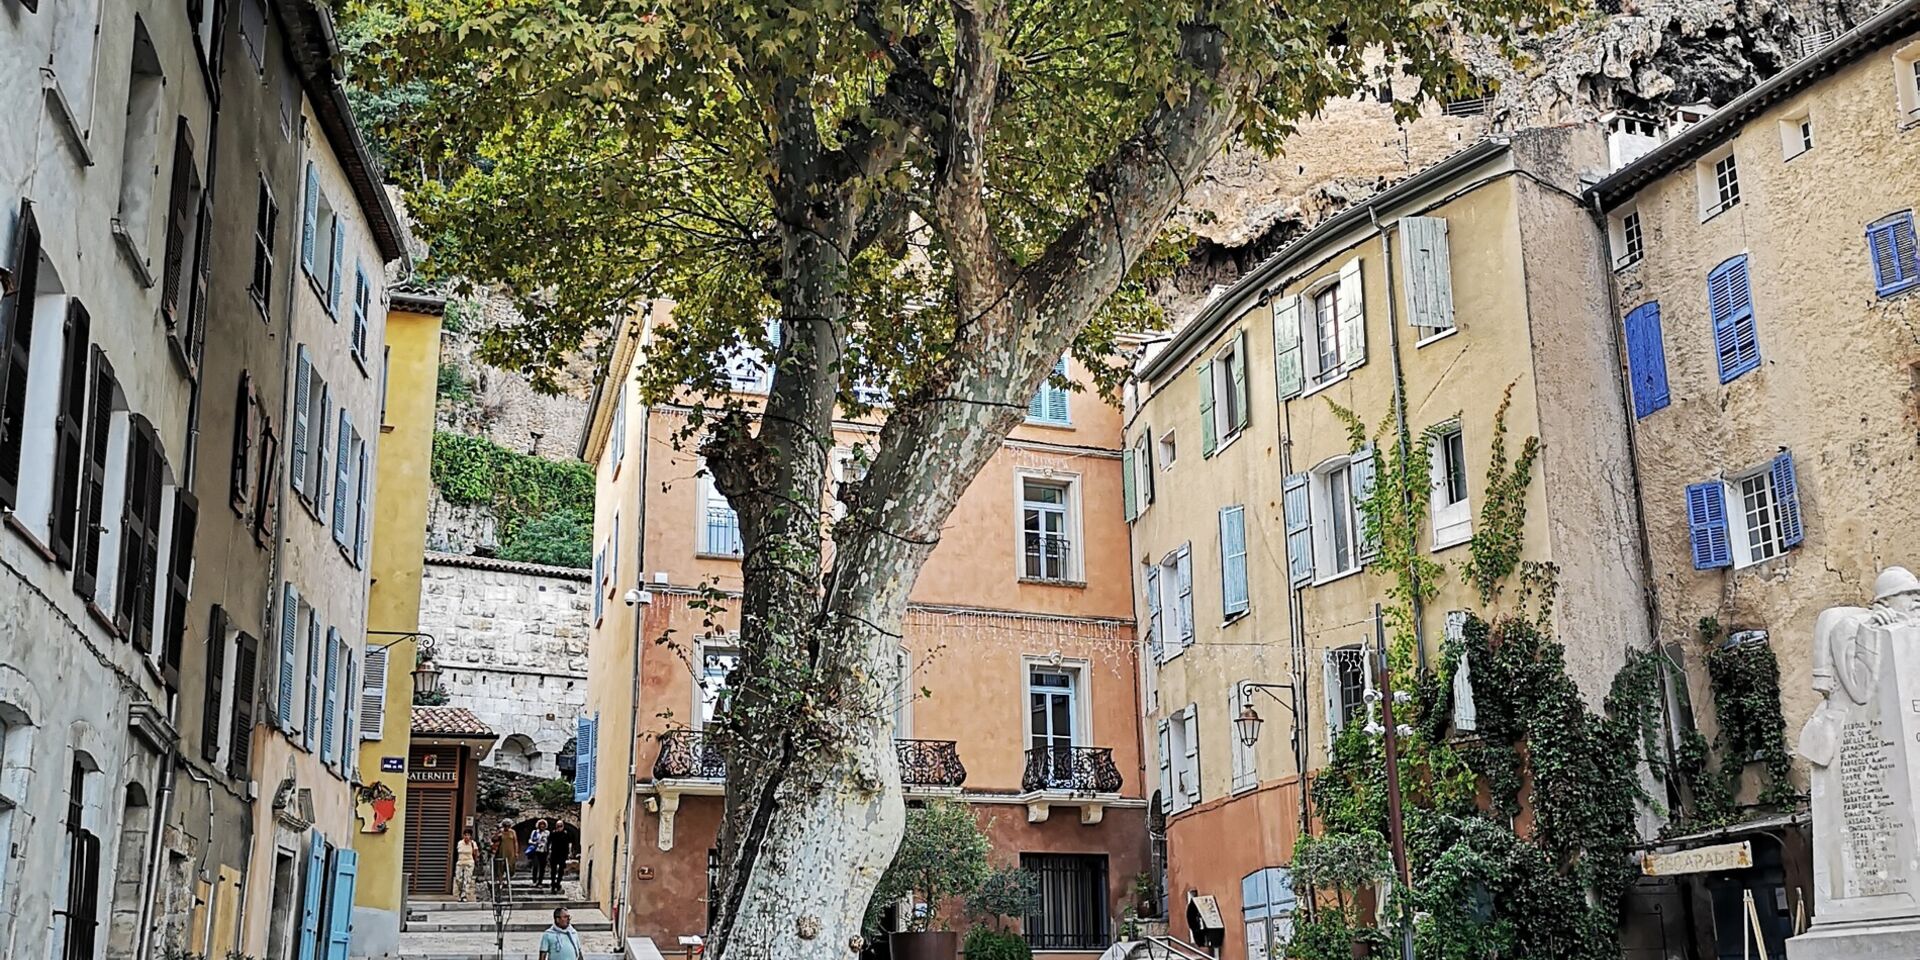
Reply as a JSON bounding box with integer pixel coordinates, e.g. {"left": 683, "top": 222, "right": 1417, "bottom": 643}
{"left": 1323, "top": 645, "right": 1371, "bottom": 742}
{"left": 1895, "top": 41, "right": 1920, "bottom": 120}
{"left": 694, "top": 637, "right": 741, "bottom": 726}
{"left": 1014, "top": 470, "right": 1083, "bottom": 583}
{"left": 1309, "top": 285, "right": 1342, "bottom": 382}
{"left": 1723, "top": 466, "right": 1788, "bottom": 570}
{"left": 1429, "top": 422, "right": 1472, "bottom": 551}
{"left": 1154, "top": 545, "right": 1194, "bottom": 660}
{"left": 1697, "top": 146, "right": 1741, "bottom": 221}
{"left": 1609, "top": 207, "right": 1643, "bottom": 270}
{"left": 1310, "top": 457, "right": 1361, "bottom": 582}
{"left": 1778, "top": 107, "right": 1814, "bottom": 160}
{"left": 695, "top": 471, "right": 743, "bottom": 558}
{"left": 725, "top": 318, "right": 781, "bottom": 393}
{"left": 1164, "top": 702, "right": 1200, "bottom": 811}
{"left": 1157, "top": 429, "right": 1177, "bottom": 470}
{"left": 830, "top": 445, "right": 870, "bottom": 520}
{"left": 1023, "top": 656, "right": 1092, "bottom": 790}
{"left": 1132, "top": 434, "right": 1153, "bottom": 516}
{"left": 1027, "top": 357, "right": 1073, "bottom": 426}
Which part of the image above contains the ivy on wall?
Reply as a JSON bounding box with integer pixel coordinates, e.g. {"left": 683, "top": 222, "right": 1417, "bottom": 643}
{"left": 1463, "top": 383, "right": 1540, "bottom": 605}
{"left": 430, "top": 431, "right": 595, "bottom": 568}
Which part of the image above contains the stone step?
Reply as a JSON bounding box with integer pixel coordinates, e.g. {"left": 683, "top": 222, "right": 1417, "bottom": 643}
{"left": 410, "top": 898, "right": 596, "bottom": 913}
{"left": 406, "top": 907, "right": 613, "bottom": 935}
{"left": 393, "top": 924, "right": 623, "bottom": 959}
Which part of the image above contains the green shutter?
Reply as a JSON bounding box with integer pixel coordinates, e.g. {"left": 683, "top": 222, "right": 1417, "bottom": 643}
{"left": 1198, "top": 364, "right": 1216, "bottom": 457}
{"left": 1231, "top": 332, "right": 1250, "bottom": 431}
{"left": 1122, "top": 446, "right": 1138, "bottom": 522}
{"left": 1273, "top": 295, "right": 1303, "bottom": 399}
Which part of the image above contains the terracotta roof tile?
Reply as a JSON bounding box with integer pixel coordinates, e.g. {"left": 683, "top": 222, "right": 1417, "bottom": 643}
{"left": 412, "top": 706, "right": 496, "bottom": 738}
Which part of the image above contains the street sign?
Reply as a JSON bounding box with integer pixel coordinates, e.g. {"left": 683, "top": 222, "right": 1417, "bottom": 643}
{"left": 381, "top": 757, "right": 404, "bottom": 773}
{"left": 1641, "top": 840, "right": 1753, "bottom": 876}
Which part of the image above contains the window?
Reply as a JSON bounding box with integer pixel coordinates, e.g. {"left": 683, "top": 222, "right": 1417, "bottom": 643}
{"left": 239, "top": 0, "right": 267, "bottom": 70}
{"left": 1199, "top": 332, "right": 1250, "bottom": 456}
{"left": 351, "top": 268, "right": 371, "bottom": 363}
{"left": 115, "top": 417, "right": 167, "bottom": 652}
{"left": 1707, "top": 255, "right": 1760, "bottom": 382}
{"left": 1157, "top": 429, "right": 1176, "bottom": 469}
{"left": 1027, "top": 357, "right": 1071, "bottom": 425}
{"left": 1028, "top": 668, "right": 1080, "bottom": 788}
{"left": 1400, "top": 216, "right": 1454, "bottom": 333}
{"left": 1021, "top": 854, "right": 1108, "bottom": 951}
{"left": 1611, "top": 209, "right": 1644, "bottom": 269}
{"left": 698, "top": 473, "right": 742, "bottom": 557}
{"left": 1779, "top": 111, "right": 1813, "bottom": 160}
{"left": 1867, "top": 211, "right": 1920, "bottom": 297}
{"left": 74, "top": 349, "right": 117, "bottom": 602}
{"left": 697, "top": 642, "right": 740, "bottom": 724}
{"left": 1219, "top": 505, "right": 1249, "bottom": 618}
{"left": 830, "top": 446, "right": 869, "bottom": 520}
{"left": 1323, "top": 646, "right": 1370, "bottom": 743}
{"left": 1686, "top": 451, "right": 1804, "bottom": 570}
{"left": 1429, "top": 423, "right": 1471, "bottom": 549}
{"left": 53, "top": 761, "right": 102, "bottom": 960}
{"left": 1158, "top": 704, "right": 1200, "bottom": 811}
{"left": 1273, "top": 260, "right": 1365, "bottom": 398}
{"left": 1123, "top": 431, "right": 1153, "bottom": 520}
{"left": 725, "top": 318, "right": 781, "bottom": 393}
{"left": 114, "top": 23, "right": 165, "bottom": 259}
{"left": 1242, "top": 869, "right": 1297, "bottom": 960}
{"left": 1, "top": 201, "right": 45, "bottom": 514}
{"left": 1229, "top": 684, "right": 1257, "bottom": 793}
{"left": 1623, "top": 301, "right": 1671, "bottom": 418}
{"left": 1020, "top": 477, "right": 1077, "bottom": 582}
{"left": 1145, "top": 545, "right": 1193, "bottom": 662}
{"left": 249, "top": 179, "right": 277, "bottom": 313}
{"left": 1699, "top": 149, "right": 1741, "bottom": 220}
{"left": 290, "top": 349, "right": 331, "bottom": 514}
{"left": 49, "top": 0, "right": 103, "bottom": 140}
{"left": 1306, "top": 450, "right": 1374, "bottom": 581}
{"left": 1897, "top": 43, "right": 1920, "bottom": 118}
{"left": 300, "top": 164, "right": 341, "bottom": 309}
{"left": 161, "top": 119, "right": 205, "bottom": 344}
{"left": 609, "top": 382, "right": 628, "bottom": 473}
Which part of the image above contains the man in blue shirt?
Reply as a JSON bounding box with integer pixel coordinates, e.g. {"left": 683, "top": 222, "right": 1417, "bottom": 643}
{"left": 540, "top": 908, "right": 585, "bottom": 960}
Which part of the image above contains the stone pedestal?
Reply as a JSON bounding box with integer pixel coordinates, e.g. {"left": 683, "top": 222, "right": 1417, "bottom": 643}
{"left": 1788, "top": 621, "right": 1920, "bottom": 958}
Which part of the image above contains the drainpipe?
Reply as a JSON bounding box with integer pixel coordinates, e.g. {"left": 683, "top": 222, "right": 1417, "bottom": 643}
{"left": 1370, "top": 209, "right": 1427, "bottom": 673}
{"left": 616, "top": 305, "right": 654, "bottom": 946}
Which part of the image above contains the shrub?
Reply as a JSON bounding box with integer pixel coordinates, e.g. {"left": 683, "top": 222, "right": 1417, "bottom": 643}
{"left": 499, "top": 510, "right": 593, "bottom": 569}
{"left": 531, "top": 778, "right": 577, "bottom": 809}
{"left": 963, "top": 928, "right": 1031, "bottom": 960}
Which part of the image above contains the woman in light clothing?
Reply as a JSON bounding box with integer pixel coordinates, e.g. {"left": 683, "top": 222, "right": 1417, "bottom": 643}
{"left": 454, "top": 828, "right": 479, "bottom": 902}
{"left": 494, "top": 818, "right": 521, "bottom": 879}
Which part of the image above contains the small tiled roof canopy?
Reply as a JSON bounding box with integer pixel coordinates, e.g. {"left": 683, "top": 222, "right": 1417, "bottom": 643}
{"left": 412, "top": 706, "right": 496, "bottom": 738}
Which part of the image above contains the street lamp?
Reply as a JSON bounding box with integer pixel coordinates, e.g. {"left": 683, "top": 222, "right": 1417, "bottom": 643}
{"left": 1231, "top": 680, "right": 1298, "bottom": 749}
{"left": 368, "top": 630, "right": 442, "bottom": 702}
{"left": 1234, "top": 704, "right": 1264, "bottom": 748}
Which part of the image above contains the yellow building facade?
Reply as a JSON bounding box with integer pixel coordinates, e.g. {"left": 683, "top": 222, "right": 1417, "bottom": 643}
{"left": 350, "top": 289, "right": 445, "bottom": 955}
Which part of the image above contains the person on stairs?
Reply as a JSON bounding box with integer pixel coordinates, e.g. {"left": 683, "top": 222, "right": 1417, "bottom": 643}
{"left": 546, "top": 826, "right": 573, "bottom": 894}
{"left": 528, "top": 819, "right": 552, "bottom": 890}
{"left": 494, "top": 818, "right": 521, "bottom": 882}
{"left": 454, "top": 828, "right": 479, "bottom": 902}
{"left": 541, "top": 908, "right": 584, "bottom": 960}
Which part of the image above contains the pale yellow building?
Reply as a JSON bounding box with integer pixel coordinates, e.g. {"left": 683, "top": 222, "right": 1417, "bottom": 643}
{"left": 1125, "top": 125, "right": 1651, "bottom": 958}
{"left": 350, "top": 287, "right": 445, "bottom": 955}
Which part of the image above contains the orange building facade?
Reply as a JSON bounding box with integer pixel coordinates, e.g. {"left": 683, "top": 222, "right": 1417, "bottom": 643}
{"left": 577, "top": 304, "right": 1150, "bottom": 956}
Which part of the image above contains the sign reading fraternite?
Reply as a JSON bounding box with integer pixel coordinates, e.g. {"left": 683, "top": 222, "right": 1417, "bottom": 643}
{"left": 1641, "top": 841, "right": 1754, "bottom": 876}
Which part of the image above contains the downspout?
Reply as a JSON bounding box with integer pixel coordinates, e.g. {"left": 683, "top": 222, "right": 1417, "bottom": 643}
{"left": 617, "top": 304, "right": 654, "bottom": 944}
{"left": 1370, "top": 209, "right": 1427, "bottom": 673}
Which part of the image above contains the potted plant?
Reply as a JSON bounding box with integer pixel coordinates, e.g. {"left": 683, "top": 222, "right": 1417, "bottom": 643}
{"left": 866, "top": 801, "right": 997, "bottom": 960}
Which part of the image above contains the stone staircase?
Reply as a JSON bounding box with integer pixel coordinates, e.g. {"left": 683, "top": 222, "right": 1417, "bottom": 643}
{"left": 395, "top": 896, "right": 620, "bottom": 959}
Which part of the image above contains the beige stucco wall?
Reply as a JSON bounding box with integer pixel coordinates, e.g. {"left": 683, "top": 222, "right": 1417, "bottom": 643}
{"left": 1604, "top": 34, "right": 1920, "bottom": 792}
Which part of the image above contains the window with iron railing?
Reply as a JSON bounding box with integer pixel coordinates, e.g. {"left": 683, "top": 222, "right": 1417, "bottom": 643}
{"left": 1021, "top": 478, "right": 1076, "bottom": 581}
{"left": 1022, "top": 853, "right": 1109, "bottom": 951}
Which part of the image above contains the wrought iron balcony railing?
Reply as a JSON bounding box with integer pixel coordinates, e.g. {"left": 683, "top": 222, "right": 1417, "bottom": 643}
{"left": 896, "top": 739, "right": 967, "bottom": 789}
{"left": 1022, "top": 745, "right": 1123, "bottom": 794}
{"left": 654, "top": 729, "right": 728, "bottom": 780}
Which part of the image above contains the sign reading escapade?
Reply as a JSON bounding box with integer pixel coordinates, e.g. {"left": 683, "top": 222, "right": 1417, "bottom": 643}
{"left": 1640, "top": 840, "right": 1754, "bottom": 876}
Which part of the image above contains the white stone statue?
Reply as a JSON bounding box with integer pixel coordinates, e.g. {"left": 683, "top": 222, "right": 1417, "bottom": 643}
{"left": 1799, "top": 567, "right": 1920, "bottom": 767}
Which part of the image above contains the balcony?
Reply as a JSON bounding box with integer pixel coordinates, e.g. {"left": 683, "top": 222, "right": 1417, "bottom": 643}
{"left": 654, "top": 728, "right": 727, "bottom": 781}
{"left": 1020, "top": 746, "right": 1124, "bottom": 825}
{"left": 897, "top": 739, "right": 967, "bottom": 795}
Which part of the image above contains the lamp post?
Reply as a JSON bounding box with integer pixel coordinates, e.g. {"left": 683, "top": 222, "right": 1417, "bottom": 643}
{"left": 368, "top": 630, "right": 442, "bottom": 704}
{"left": 1369, "top": 604, "right": 1416, "bottom": 960}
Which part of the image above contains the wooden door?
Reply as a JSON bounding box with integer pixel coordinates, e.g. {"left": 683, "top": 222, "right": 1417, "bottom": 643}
{"left": 404, "top": 789, "right": 455, "bottom": 896}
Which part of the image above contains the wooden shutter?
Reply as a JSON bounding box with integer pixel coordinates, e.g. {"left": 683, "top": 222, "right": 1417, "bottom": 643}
{"left": 1157, "top": 719, "right": 1172, "bottom": 807}
{"left": 1686, "top": 482, "right": 1732, "bottom": 569}
{"left": 1867, "top": 212, "right": 1920, "bottom": 296}
{"left": 0, "top": 199, "right": 39, "bottom": 509}
{"left": 359, "top": 647, "right": 388, "bottom": 741}
{"left": 1197, "top": 362, "right": 1216, "bottom": 457}
{"left": 201, "top": 606, "right": 228, "bottom": 762}
{"left": 74, "top": 350, "right": 115, "bottom": 601}
{"left": 1230, "top": 683, "right": 1256, "bottom": 791}
{"left": 1283, "top": 473, "right": 1313, "bottom": 585}
{"left": 304, "top": 615, "right": 321, "bottom": 750}
{"left": 325, "top": 849, "right": 359, "bottom": 959}
{"left": 253, "top": 421, "right": 279, "bottom": 546}
{"left": 332, "top": 411, "right": 352, "bottom": 544}
{"left": 230, "top": 373, "right": 256, "bottom": 515}
{"left": 1623, "top": 302, "right": 1670, "bottom": 419}
{"left": 1122, "top": 447, "right": 1137, "bottom": 522}
{"left": 574, "top": 713, "right": 596, "bottom": 802}
{"left": 327, "top": 218, "right": 345, "bottom": 316}
{"left": 50, "top": 299, "right": 91, "bottom": 565}
{"left": 163, "top": 490, "right": 198, "bottom": 680}
{"left": 1707, "top": 255, "right": 1759, "bottom": 382}
{"left": 1349, "top": 445, "right": 1378, "bottom": 563}
{"left": 351, "top": 268, "right": 369, "bottom": 358}
{"left": 403, "top": 789, "right": 455, "bottom": 896}
{"left": 1181, "top": 705, "right": 1200, "bottom": 804}
{"left": 1141, "top": 429, "right": 1155, "bottom": 504}
{"left": 321, "top": 626, "right": 340, "bottom": 762}
{"left": 1175, "top": 545, "right": 1194, "bottom": 647}
{"left": 290, "top": 347, "right": 310, "bottom": 496}
{"left": 312, "top": 380, "right": 330, "bottom": 510}
{"left": 118, "top": 420, "right": 164, "bottom": 649}
{"left": 1322, "top": 652, "right": 1341, "bottom": 745}
{"left": 1337, "top": 259, "right": 1366, "bottom": 369}
{"left": 278, "top": 583, "right": 299, "bottom": 732}
{"left": 342, "top": 652, "right": 357, "bottom": 772}
{"left": 1230, "top": 332, "right": 1250, "bottom": 432}
{"left": 299, "top": 832, "right": 327, "bottom": 960}
{"left": 186, "top": 191, "right": 213, "bottom": 366}
{"left": 160, "top": 118, "right": 196, "bottom": 330}
{"left": 1144, "top": 564, "right": 1162, "bottom": 663}
{"left": 1272, "top": 294, "right": 1303, "bottom": 399}
{"left": 300, "top": 163, "right": 319, "bottom": 274}
{"left": 228, "top": 633, "right": 259, "bottom": 780}
{"left": 355, "top": 441, "right": 370, "bottom": 565}
{"left": 1771, "top": 451, "right": 1804, "bottom": 547}
{"left": 1220, "top": 505, "right": 1248, "bottom": 617}
{"left": 1400, "top": 217, "right": 1455, "bottom": 329}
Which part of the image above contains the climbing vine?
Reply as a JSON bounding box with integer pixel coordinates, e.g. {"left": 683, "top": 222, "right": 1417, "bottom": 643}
{"left": 1328, "top": 400, "right": 1443, "bottom": 682}
{"left": 430, "top": 431, "right": 595, "bottom": 567}
{"left": 1685, "top": 617, "right": 1798, "bottom": 818}
{"left": 1463, "top": 383, "right": 1541, "bottom": 605}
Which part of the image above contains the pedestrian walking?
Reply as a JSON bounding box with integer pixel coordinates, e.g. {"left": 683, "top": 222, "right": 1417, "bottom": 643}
{"left": 547, "top": 826, "right": 574, "bottom": 894}
{"left": 528, "top": 818, "right": 552, "bottom": 890}
{"left": 540, "top": 908, "right": 585, "bottom": 960}
{"left": 454, "top": 828, "right": 479, "bottom": 902}
{"left": 494, "top": 818, "right": 521, "bottom": 880}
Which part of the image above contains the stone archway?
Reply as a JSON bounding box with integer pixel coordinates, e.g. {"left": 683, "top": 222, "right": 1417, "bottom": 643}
{"left": 104, "top": 782, "right": 151, "bottom": 960}
{"left": 492, "top": 734, "right": 539, "bottom": 774}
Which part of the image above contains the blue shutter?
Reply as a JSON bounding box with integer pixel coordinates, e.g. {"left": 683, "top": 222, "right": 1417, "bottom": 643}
{"left": 1122, "top": 447, "right": 1137, "bottom": 522}
{"left": 332, "top": 411, "right": 352, "bottom": 544}
{"left": 325, "top": 848, "right": 358, "bottom": 960}
{"left": 291, "top": 347, "right": 311, "bottom": 494}
{"left": 352, "top": 267, "right": 369, "bottom": 357}
{"left": 592, "top": 550, "right": 604, "bottom": 623}
{"left": 1144, "top": 564, "right": 1162, "bottom": 662}
{"left": 574, "top": 713, "right": 594, "bottom": 801}
{"left": 1046, "top": 359, "right": 1070, "bottom": 422}
{"left": 279, "top": 583, "right": 299, "bottom": 732}
{"left": 328, "top": 218, "right": 346, "bottom": 317}
{"left": 1868, "top": 212, "right": 1920, "bottom": 297}
{"left": 341, "top": 651, "right": 356, "bottom": 772}
{"left": 1623, "top": 302, "right": 1671, "bottom": 418}
{"left": 298, "top": 832, "right": 326, "bottom": 960}
{"left": 1771, "top": 451, "right": 1804, "bottom": 548}
{"left": 1220, "top": 505, "right": 1249, "bottom": 617}
{"left": 1708, "top": 255, "right": 1759, "bottom": 382}
{"left": 304, "top": 617, "right": 321, "bottom": 751}
{"left": 300, "top": 163, "right": 319, "bottom": 274}
{"left": 1686, "top": 482, "right": 1732, "bottom": 569}
{"left": 321, "top": 627, "right": 339, "bottom": 764}
{"left": 1283, "top": 473, "right": 1312, "bottom": 585}
{"left": 1349, "top": 444, "right": 1379, "bottom": 563}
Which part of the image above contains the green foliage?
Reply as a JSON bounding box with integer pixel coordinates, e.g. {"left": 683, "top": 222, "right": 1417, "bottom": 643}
{"left": 441, "top": 297, "right": 483, "bottom": 334}
{"left": 1327, "top": 400, "right": 1444, "bottom": 679}
{"left": 1692, "top": 618, "right": 1798, "bottom": 813}
{"left": 437, "top": 363, "right": 472, "bottom": 404}
{"left": 962, "top": 928, "right": 1032, "bottom": 960}
{"left": 531, "top": 778, "right": 578, "bottom": 809}
{"left": 477, "top": 781, "right": 512, "bottom": 814}
{"left": 430, "top": 432, "right": 595, "bottom": 568}
{"left": 500, "top": 510, "right": 594, "bottom": 569}
{"left": 1463, "top": 383, "right": 1542, "bottom": 605}
{"left": 866, "top": 801, "right": 994, "bottom": 935}
{"left": 967, "top": 867, "right": 1039, "bottom": 925}
{"left": 413, "top": 687, "right": 450, "bottom": 706}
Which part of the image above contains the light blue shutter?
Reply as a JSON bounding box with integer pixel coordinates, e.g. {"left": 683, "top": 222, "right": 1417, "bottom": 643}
{"left": 332, "top": 411, "right": 352, "bottom": 545}
{"left": 1229, "top": 333, "right": 1250, "bottom": 432}
{"left": 1624, "top": 302, "right": 1670, "bottom": 418}
{"left": 1708, "top": 255, "right": 1759, "bottom": 382}
{"left": 355, "top": 441, "right": 370, "bottom": 565}
{"left": 1046, "top": 359, "right": 1069, "bottom": 422}
{"left": 592, "top": 550, "right": 604, "bottom": 622}
{"left": 1402, "top": 217, "right": 1455, "bottom": 330}
{"left": 574, "top": 714, "right": 595, "bottom": 801}
{"left": 1220, "top": 505, "right": 1249, "bottom": 617}
{"left": 1350, "top": 445, "right": 1378, "bottom": 563}
{"left": 1122, "top": 447, "right": 1137, "bottom": 522}
{"left": 300, "top": 163, "right": 318, "bottom": 274}
{"left": 1273, "top": 296, "right": 1303, "bottom": 399}
{"left": 1771, "top": 451, "right": 1804, "bottom": 547}
{"left": 321, "top": 626, "right": 339, "bottom": 764}
{"left": 304, "top": 617, "right": 321, "bottom": 751}
{"left": 352, "top": 267, "right": 369, "bottom": 357}
{"left": 1027, "top": 384, "right": 1046, "bottom": 420}
{"left": 1175, "top": 545, "right": 1194, "bottom": 647}
{"left": 291, "top": 347, "right": 311, "bottom": 494}
{"left": 1867, "top": 212, "right": 1920, "bottom": 296}
{"left": 1144, "top": 564, "right": 1162, "bottom": 662}
{"left": 1337, "top": 259, "right": 1366, "bottom": 369}
{"left": 328, "top": 218, "right": 345, "bottom": 316}
{"left": 1157, "top": 719, "right": 1172, "bottom": 807}
{"left": 1686, "top": 482, "right": 1732, "bottom": 569}
{"left": 324, "top": 848, "right": 358, "bottom": 960}
{"left": 1284, "top": 473, "right": 1312, "bottom": 584}
{"left": 313, "top": 382, "right": 330, "bottom": 509}
{"left": 341, "top": 651, "right": 356, "bottom": 772}
{"left": 279, "top": 583, "right": 299, "bottom": 732}
{"left": 1198, "top": 364, "right": 1217, "bottom": 456}
{"left": 297, "top": 832, "right": 326, "bottom": 960}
